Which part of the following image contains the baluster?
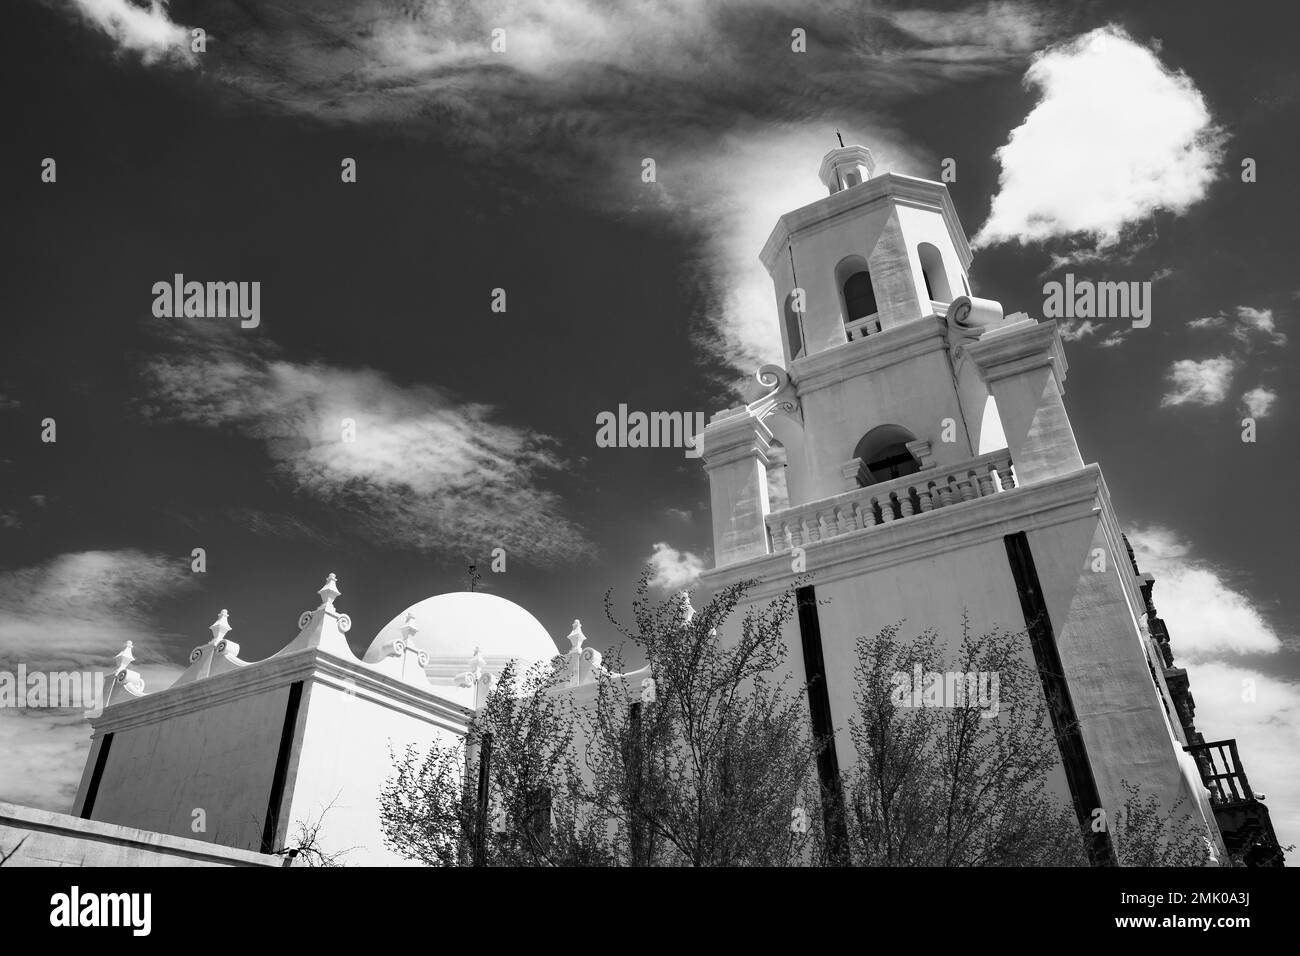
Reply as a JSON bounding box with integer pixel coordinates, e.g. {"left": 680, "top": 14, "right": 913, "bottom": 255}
{"left": 937, "top": 481, "right": 955, "bottom": 507}
{"left": 877, "top": 496, "right": 895, "bottom": 523}
{"left": 977, "top": 468, "right": 995, "bottom": 496}
{"left": 898, "top": 488, "right": 916, "bottom": 517}
{"left": 916, "top": 486, "right": 934, "bottom": 512}
{"left": 995, "top": 461, "right": 1016, "bottom": 490}
{"left": 790, "top": 520, "right": 804, "bottom": 548}
{"left": 836, "top": 507, "right": 851, "bottom": 535}
{"left": 958, "top": 475, "right": 976, "bottom": 502}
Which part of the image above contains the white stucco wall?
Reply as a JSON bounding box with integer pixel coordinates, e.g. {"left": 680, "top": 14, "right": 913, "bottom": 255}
{"left": 284, "top": 680, "right": 463, "bottom": 866}
{"left": 82, "top": 684, "right": 290, "bottom": 851}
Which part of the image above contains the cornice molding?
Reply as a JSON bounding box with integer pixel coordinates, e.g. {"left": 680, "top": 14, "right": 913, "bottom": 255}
{"left": 90, "top": 646, "right": 472, "bottom": 738}
{"left": 791, "top": 315, "right": 950, "bottom": 394}
{"left": 760, "top": 173, "right": 973, "bottom": 273}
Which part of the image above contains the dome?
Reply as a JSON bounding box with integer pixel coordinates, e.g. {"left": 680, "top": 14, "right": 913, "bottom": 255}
{"left": 363, "top": 592, "right": 560, "bottom": 698}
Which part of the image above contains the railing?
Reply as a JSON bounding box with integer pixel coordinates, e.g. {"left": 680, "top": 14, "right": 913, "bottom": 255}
{"left": 766, "top": 449, "right": 1016, "bottom": 551}
{"left": 1187, "top": 739, "right": 1255, "bottom": 804}
{"left": 845, "top": 302, "right": 950, "bottom": 342}
{"left": 844, "top": 314, "right": 881, "bottom": 341}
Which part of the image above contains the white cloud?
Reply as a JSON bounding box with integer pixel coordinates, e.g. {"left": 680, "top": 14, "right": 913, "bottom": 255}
{"left": 139, "top": 333, "right": 592, "bottom": 566}
{"left": 976, "top": 25, "right": 1224, "bottom": 249}
{"left": 60, "top": 0, "right": 195, "bottom": 66}
{"left": 1058, "top": 318, "right": 1101, "bottom": 341}
{"left": 1240, "top": 387, "right": 1277, "bottom": 419}
{"left": 645, "top": 541, "right": 705, "bottom": 592}
{"left": 1190, "top": 306, "right": 1287, "bottom": 349}
{"left": 1126, "top": 526, "right": 1298, "bottom": 855}
{"left": 1160, "top": 356, "right": 1237, "bottom": 408}
{"left": 1128, "top": 527, "right": 1282, "bottom": 661}
{"left": 58, "top": 1, "right": 1062, "bottom": 386}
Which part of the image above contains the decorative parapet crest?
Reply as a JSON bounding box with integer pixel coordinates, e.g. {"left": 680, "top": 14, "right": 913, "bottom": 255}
{"left": 104, "top": 641, "right": 145, "bottom": 707}
{"left": 456, "top": 645, "right": 495, "bottom": 710}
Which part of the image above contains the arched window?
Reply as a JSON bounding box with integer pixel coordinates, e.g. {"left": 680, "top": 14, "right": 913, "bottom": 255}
{"left": 918, "top": 243, "right": 952, "bottom": 303}
{"left": 784, "top": 290, "right": 804, "bottom": 358}
{"left": 853, "top": 424, "right": 922, "bottom": 486}
{"left": 843, "top": 271, "right": 878, "bottom": 322}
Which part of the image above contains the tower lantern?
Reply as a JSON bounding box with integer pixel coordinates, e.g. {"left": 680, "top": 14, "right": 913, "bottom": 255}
{"left": 818, "top": 144, "right": 876, "bottom": 193}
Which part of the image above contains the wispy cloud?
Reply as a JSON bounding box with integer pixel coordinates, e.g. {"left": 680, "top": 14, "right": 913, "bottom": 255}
{"left": 54, "top": 0, "right": 196, "bottom": 66}
{"left": 1189, "top": 306, "right": 1288, "bottom": 349}
{"left": 1127, "top": 526, "right": 1298, "bottom": 852}
{"left": 976, "top": 25, "right": 1225, "bottom": 251}
{"left": 0, "top": 550, "right": 193, "bottom": 811}
{"left": 137, "top": 325, "right": 592, "bottom": 566}
{"left": 1171, "top": 305, "right": 1285, "bottom": 415}
{"left": 644, "top": 541, "right": 704, "bottom": 592}
{"left": 55, "top": 0, "right": 1074, "bottom": 383}
{"left": 1160, "top": 355, "right": 1237, "bottom": 408}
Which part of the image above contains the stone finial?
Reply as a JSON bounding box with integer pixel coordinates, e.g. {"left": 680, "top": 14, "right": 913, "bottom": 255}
{"left": 567, "top": 619, "right": 586, "bottom": 652}
{"left": 317, "top": 572, "right": 341, "bottom": 609}
{"left": 400, "top": 612, "right": 419, "bottom": 642}
{"left": 209, "top": 609, "right": 231, "bottom": 644}
{"left": 678, "top": 591, "right": 696, "bottom": 626}
{"left": 468, "top": 646, "right": 487, "bottom": 679}
{"left": 640, "top": 677, "right": 657, "bottom": 704}
{"left": 113, "top": 641, "right": 136, "bottom": 674}
{"left": 107, "top": 641, "right": 145, "bottom": 702}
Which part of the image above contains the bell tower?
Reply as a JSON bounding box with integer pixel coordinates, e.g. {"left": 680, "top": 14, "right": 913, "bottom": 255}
{"left": 698, "top": 145, "right": 1225, "bottom": 863}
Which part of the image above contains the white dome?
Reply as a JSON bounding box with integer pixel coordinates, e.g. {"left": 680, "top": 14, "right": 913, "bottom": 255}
{"left": 364, "top": 592, "right": 559, "bottom": 694}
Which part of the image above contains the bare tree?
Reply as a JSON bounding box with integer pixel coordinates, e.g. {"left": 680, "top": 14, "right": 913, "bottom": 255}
{"left": 382, "top": 660, "right": 615, "bottom": 866}
{"left": 1108, "top": 781, "right": 1214, "bottom": 866}
{"left": 846, "top": 617, "right": 1225, "bottom": 866}
{"left": 275, "top": 794, "right": 358, "bottom": 867}
{"left": 584, "top": 573, "right": 827, "bottom": 866}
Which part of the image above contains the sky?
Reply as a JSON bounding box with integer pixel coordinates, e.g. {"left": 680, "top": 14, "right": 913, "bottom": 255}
{"left": 1, "top": 0, "right": 1297, "bottom": 857}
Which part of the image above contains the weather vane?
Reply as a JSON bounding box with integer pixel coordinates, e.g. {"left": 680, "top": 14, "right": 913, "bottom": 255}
{"left": 467, "top": 563, "right": 481, "bottom": 593}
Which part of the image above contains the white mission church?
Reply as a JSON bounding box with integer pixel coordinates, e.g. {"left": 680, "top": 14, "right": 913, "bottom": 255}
{"left": 0, "top": 145, "right": 1281, "bottom": 867}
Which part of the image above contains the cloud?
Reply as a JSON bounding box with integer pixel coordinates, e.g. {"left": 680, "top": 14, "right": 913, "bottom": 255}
{"left": 976, "top": 25, "right": 1225, "bottom": 250}
{"left": 1190, "top": 306, "right": 1288, "bottom": 349}
{"left": 55, "top": 0, "right": 1071, "bottom": 384}
{"left": 1128, "top": 527, "right": 1283, "bottom": 661}
{"left": 137, "top": 327, "right": 592, "bottom": 566}
{"left": 0, "top": 550, "right": 194, "bottom": 667}
{"left": 56, "top": 0, "right": 196, "bottom": 66}
{"left": 1240, "top": 387, "right": 1277, "bottom": 419}
{"left": 645, "top": 541, "right": 704, "bottom": 592}
{"left": 0, "top": 550, "right": 192, "bottom": 812}
{"left": 1160, "top": 356, "right": 1237, "bottom": 408}
{"left": 1058, "top": 318, "right": 1101, "bottom": 341}
{"left": 1127, "top": 526, "right": 1298, "bottom": 854}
